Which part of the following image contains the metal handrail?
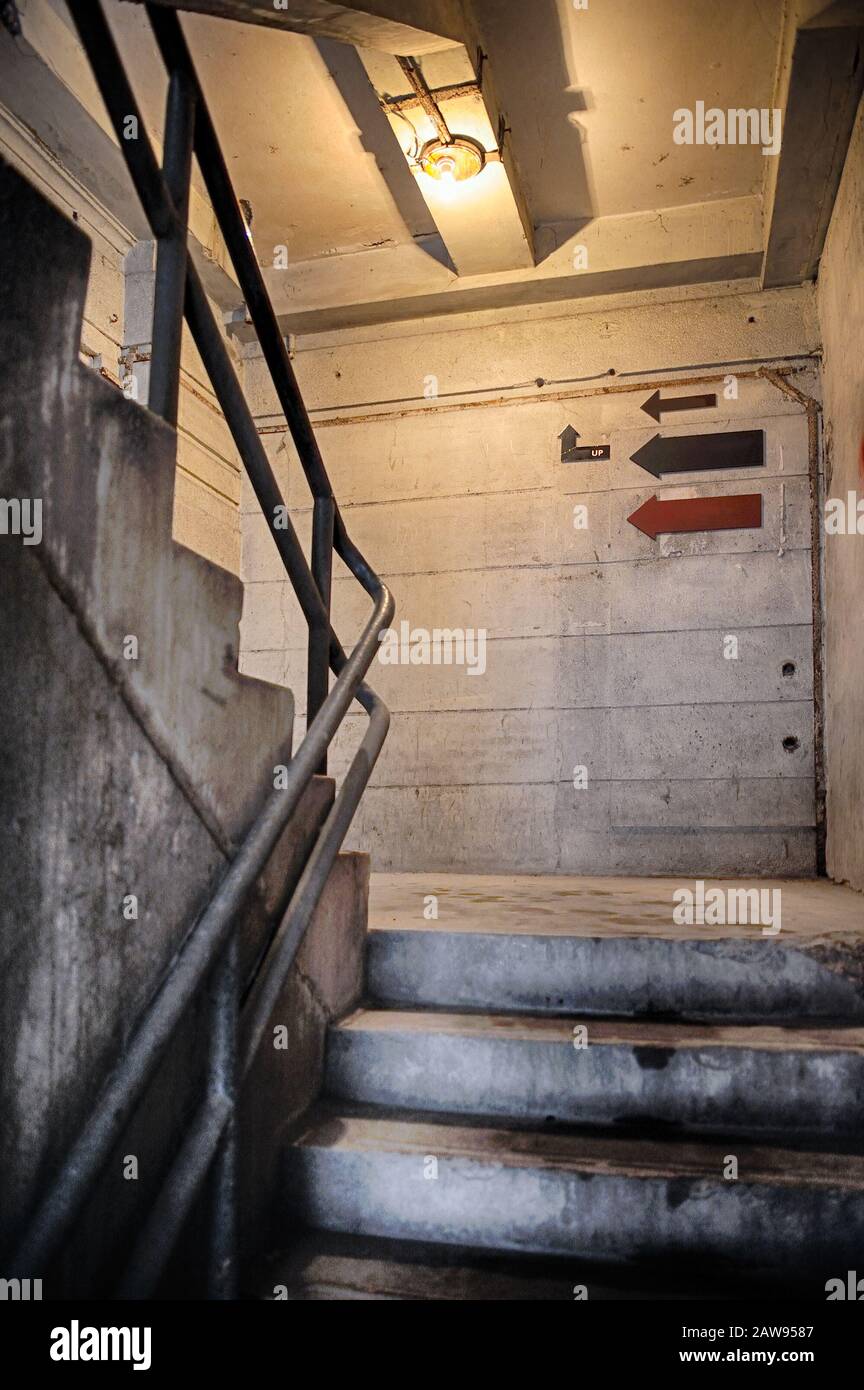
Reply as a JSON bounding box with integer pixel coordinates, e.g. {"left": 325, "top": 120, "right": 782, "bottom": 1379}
{"left": 8, "top": 0, "right": 394, "bottom": 1298}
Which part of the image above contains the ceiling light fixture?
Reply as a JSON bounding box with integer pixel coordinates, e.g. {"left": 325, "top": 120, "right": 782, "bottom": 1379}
{"left": 419, "top": 135, "right": 486, "bottom": 183}
{"left": 394, "top": 57, "right": 488, "bottom": 184}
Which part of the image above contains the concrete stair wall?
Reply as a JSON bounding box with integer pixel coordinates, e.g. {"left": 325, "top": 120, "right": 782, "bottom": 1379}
{"left": 0, "top": 159, "right": 368, "bottom": 1294}
{"left": 0, "top": 157, "right": 292, "bottom": 853}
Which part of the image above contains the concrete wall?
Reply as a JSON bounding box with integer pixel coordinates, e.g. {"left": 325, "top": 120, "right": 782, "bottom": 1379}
{"left": 121, "top": 240, "right": 246, "bottom": 575}
{"left": 817, "top": 96, "right": 864, "bottom": 894}
{"left": 0, "top": 160, "right": 363, "bottom": 1295}
{"left": 0, "top": 6, "right": 244, "bottom": 574}
{"left": 240, "top": 282, "right": 822, "bottom": 876}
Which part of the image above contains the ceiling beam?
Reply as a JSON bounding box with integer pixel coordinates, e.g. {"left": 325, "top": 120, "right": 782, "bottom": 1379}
{"left": 229, "top": 254, "right": 764, "bottom": 338}
{"left": 314, "top": 36, "right": 443, "bottom": 249}
{"left": 132, "top": 0, "right": 465, "bottom": 55}
{"left": 225, "top": 196, "right": 763, "bottom": 337}
{"left": 762, "top": 0, "right": 864, "bottom": 287}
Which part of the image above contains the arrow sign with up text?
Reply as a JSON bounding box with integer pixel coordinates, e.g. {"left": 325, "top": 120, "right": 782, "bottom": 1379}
{"left": 630, "top": 429, "right": 763, "bottom": 478}
{"left": 559, "top": 425, "right": 610, "bottom": 463}
{"left": 641, "top": 389, "right": 717, "bottom": 421}
{"left": 627, "top": 492, "right": 762, "bottom": 539}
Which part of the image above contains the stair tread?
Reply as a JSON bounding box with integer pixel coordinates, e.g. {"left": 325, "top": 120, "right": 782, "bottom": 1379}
{"left": 334, "top": 1007, "right": 864, "bottom": 1051}
{"left": 255, "top": 1234, "right": 757, "bottom": 1301}
{"left": 292, "top": 1106, "right": 864, "bottom": 1188}
{"left": 369, "top": 872, "right": 864, "bottom": 942}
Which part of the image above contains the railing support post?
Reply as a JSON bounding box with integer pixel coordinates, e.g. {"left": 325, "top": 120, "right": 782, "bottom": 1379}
{"left": 150, "top": 68, "right": 195, "bottom": 425}
{"left": 307, "top": 494, "right": 335, "bottom": 771}
{"left": 207, "top": 935, "right": 238, "bottom": 1300}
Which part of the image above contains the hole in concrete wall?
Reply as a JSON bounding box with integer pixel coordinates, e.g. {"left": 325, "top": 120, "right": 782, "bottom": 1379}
{"left": 747, "top": 315, "right": 756, "bottom": 323}
{"left": 782, "top": 735, "right": 800, "bottom": 752}
{"left": 782, "top": 661, "right": 796, "bottom": 678}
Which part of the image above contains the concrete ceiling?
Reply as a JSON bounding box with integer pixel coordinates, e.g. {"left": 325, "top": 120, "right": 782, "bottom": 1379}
{"left": 104, "top": 2, "right": 421, "bottom": 261}
{"left": 179, "top": 20, "right": 412, "bottom": 263}
{"left": 474, "top": 0, "right": 782, "bottom": 225}
{"left": 10, "top": 0, "right": 864, "bottom": 332}
{"left": 123, "top": 0, "right": 783, "bottom": 252}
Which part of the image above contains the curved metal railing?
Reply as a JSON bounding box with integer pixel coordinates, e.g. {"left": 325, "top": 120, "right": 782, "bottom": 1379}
{"left": 9, "top": 0, "right": 394, "bottom": 1298}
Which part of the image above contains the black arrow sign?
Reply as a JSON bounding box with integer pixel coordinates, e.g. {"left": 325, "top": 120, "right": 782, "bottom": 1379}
{"left": 559, "top": 425, "right": 610, "bottom": 463}
{"left": 559, "top": 425, "right": 580, "bottom": 459}
{"left": 630, "top": 429, "right": 764, "bottom": 479}
{"left": 641, "top": 389, "right": 717, "bottom": 421}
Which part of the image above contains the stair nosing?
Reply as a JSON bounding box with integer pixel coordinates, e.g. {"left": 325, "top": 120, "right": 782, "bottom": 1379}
{"left": 331, "top": 1007, "right": 864, "bottom": 1053}
{"left": 291, "top": 1107, "right": 864, "bottom": 1190}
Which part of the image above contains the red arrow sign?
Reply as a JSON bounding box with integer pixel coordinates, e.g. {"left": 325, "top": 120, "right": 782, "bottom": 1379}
{"left": 627, "top": 493, "right": 762, "bottom": 539}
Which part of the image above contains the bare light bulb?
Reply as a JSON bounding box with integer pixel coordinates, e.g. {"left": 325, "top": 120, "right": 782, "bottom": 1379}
{"left": 418, "top": 137, "right": 485, "bottom": 183}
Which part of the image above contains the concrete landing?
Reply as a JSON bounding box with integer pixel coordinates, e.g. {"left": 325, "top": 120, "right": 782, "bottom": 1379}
{"left": 370, "top": 873, "right": 864, "bottom": 942}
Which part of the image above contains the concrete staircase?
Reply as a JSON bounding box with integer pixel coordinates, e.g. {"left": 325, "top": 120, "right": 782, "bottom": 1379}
{"left": 274, "top": 874, "right": 864, "bottom": 1300}
{"left": 0, "top": 159, "right": 362, "bottom": 1291}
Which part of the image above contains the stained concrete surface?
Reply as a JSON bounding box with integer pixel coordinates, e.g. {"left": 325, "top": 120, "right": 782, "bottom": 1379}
{"left": 365, "top": 872, "right": 864, "bottom": 1020}
{"left": 284, "top": 1107, "right": 864, "bottom": 1275}
{"left": 254, "top": 1231, "right": 755, "bottom": 1301}
{"left": 326, "top": 1007, "right": 864, "bottom": 1136}
{"left": 0, "top": 27, "right": 246, "bottom": 573}
{"left": 0, "top": 160, "right": 363, "bottom": 1293}
{"left": 281, "top": 874, "right": 864, "bottom": 1292}
{"left": 292, "top": 1110, "right": 864, "bottom": 1187}
{"left": 0, "top": 159, "right": 293, "bottom": 852}
{"left": 334, "top": 1009, "right": 864, "bottom": 1048}
{"left": 242, "top": 296, "right": 821, "bottom": 877}
{"left": 369, "top": 871, "right": 863, "bottom": 940}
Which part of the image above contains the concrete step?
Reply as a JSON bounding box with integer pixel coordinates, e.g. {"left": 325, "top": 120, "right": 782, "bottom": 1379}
{"left": 284, "top": 1109, "right": 864, "bottom": 1280}
{"left": 325, "top": 1009, "right": 864, "bottom": 1138}
{"left": 253, "top": 1232, "right": 783, "bottom": 1301}
{"left": 367, "top": 927, "right": 864, "bottom": 1022}
{"left": 366, "top": 873, "right": 864, "bottom": 1022}
{"left": 368, "top": 924, "right": 864, "bottom": 1022}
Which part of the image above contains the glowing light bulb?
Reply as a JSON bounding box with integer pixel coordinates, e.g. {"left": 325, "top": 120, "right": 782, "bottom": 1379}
{"left": 418, "top": 137, "right": 486, "bottom": 183}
